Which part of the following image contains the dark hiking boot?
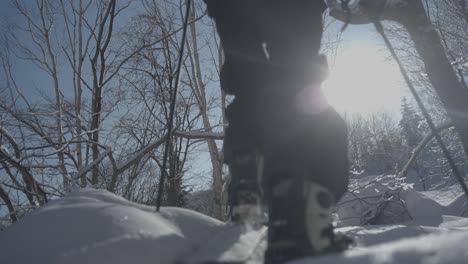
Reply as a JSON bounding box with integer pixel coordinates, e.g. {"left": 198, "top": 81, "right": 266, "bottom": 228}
{"left": 264, "top": 174, "right": 341, "bottom": 264}
{"left": 227, "top": 149, "right": 265, "bottom": 225}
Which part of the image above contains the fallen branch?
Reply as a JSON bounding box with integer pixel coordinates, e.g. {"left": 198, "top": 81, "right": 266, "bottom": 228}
{"left": 398, "top": 123, "right": 453, "bottom": 178}
{"left": 76, "top": 147, "right": 113, "bottom": 182}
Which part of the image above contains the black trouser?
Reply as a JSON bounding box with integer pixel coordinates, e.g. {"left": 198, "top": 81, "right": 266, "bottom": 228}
{"left": 205, "top": 0, "right": 349, "bottom": 204}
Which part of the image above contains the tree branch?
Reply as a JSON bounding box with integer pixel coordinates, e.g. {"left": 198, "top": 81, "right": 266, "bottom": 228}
{"left": 398, "top": 123, "right": 453, "bottom": 178}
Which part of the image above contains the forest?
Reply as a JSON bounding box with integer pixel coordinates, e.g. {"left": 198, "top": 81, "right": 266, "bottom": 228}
{"left": 0, "top": 0, "right": 468, "bottom": 228}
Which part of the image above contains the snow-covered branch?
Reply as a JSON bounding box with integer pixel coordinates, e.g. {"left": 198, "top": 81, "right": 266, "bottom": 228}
{"left": 115, "top": 134, "right": 168, "bottom": 174}
{"left": 326, "top": 0, "right": 408, "bottom": 24}
{"left": 78, "top": 129, "right": 223, "bottom": 190}
{"left": 0, "top": 126, "right": 20, "bottom": 159}
{"left": 0, "top": 145, "right": 48, "bottom": 205}
{"left": 398, "top": 123, "right": 453, "bottom": 179}
{"left": 174, "top": 130, "right": 224, "bottom": 140}
{"left": 76, "top": 147, "right": 113, "bottom": 182}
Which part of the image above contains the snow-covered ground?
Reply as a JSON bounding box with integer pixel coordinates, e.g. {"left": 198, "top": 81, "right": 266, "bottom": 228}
{"left": 1, "top": 187, "right": 468, "bottom": 264}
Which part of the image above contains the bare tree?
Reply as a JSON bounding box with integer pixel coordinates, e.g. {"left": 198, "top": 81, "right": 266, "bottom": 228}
{"left": 183, "top": 0, "right": 226, "bottom": 219}
{"left": 0, "top": 0, "right": 160, "bottom": 223}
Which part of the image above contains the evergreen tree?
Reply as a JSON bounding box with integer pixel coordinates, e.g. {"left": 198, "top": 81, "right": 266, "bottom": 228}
{"left": 399, "top": 97, "right": 423, "bottom": 149}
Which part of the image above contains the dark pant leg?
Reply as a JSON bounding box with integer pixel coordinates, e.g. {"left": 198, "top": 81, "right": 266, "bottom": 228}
{"left": 255, "top": 0, "right": 348, "bottom": 201}
{"left": 262, "top": 107, "right": 349, "bottom": 201}
{"left": 203, "top": 0, "right": 267, "bottom": 160}
{"left": 204, "top": 0, "right": 268, "bottom": 219}
{"left": 257, "top": 1, "right": 349, "bottom": 260}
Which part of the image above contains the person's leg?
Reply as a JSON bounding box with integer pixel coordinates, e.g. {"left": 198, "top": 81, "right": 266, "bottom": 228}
{"left": 262, "top": 107, "right": 349, "bottom": 260}
{"left": 204, "top": 2, "right": 350, "bottom": 261}
{"left": 204, "top": 0, "right": 267, "bottom": 222}
{"left": 256, "top": 1, "right": 350, "bottom": 262}
{"left": 224, "top": 95, "right": 265, "bottom": 222}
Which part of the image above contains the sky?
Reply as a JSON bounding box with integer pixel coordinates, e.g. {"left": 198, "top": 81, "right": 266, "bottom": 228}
{"left": 0, "top": 1, "right": 412, "bottom": 190}
{"left": 0, "top": 1, "right": 410, "bottom": 117}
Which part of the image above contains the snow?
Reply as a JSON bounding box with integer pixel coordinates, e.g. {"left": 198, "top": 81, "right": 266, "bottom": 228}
{"left": 0, "top": 189, "right": 223, "bottom": 264}
{"left": 1, "top": 187, "right": 468, "bottom": 264}
{"left": 336, "top": 175, "right": 468, "bottom": 226}
{"left": 292, "top": 230, "right": 468, "bottom": 264}
{"left": 423, "top": 185, "right": 465, "bottom": 206}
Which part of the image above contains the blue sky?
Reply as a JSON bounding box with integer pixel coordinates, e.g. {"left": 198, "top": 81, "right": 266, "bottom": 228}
{"left": 0, "top": 1, "right": 20, "bottom": 24}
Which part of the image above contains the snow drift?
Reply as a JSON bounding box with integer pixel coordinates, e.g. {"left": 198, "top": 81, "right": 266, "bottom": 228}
{"left": 1, "top": 186, "right": 468, "bottom": 264}
{"left": 0, "top": 189, "right": 223, "bottom": 264}
{"left": 337, "top": 175, "right": 468, "bottom": 226}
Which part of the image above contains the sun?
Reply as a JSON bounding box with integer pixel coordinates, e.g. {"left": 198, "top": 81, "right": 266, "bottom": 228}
{"left": 322, "top": 41, "right": 405, "bottom": 115}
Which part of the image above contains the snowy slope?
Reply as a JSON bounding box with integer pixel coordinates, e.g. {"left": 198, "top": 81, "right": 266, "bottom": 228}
{"left": 0, "top": 189, "right": 223, "bottom": 264}
{"left": 1, "top": 188, "right": 468, "bottom": 264}
{"left": 293, "top": 227, "right": 468, "bottom": 264}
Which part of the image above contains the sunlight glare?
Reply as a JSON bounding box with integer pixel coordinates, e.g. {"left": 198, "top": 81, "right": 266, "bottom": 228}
{"left": 322, "top": 42, "right": 405, "bottom": 115}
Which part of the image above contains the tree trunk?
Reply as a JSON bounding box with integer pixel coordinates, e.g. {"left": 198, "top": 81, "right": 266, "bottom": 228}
{"left": 187, "top": 2, "right": 225, "bottom": 220}
{"left": 76, "top": 0, "right": 86, "bottom": 187}
{"left": 0, "top": 185, "right": 17, "bottom": 223}
{"left": 90, "top": 0, "right": 116, "bottom": 186}
{"left": 38, "top": 0, "right": 70, "bottom": 191}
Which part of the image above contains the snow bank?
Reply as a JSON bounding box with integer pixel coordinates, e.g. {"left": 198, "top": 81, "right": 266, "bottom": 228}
{"left": 337, "top": 175, "right": 468, "bottom": 227}
{"left": 0, "top": 189, "right": 223, "bottom": 264}
{"left": 293, "top": 228, "right": 468, "bottom": 264}
{"left": 1, "top": 187, "right": 467, "bottom": 264}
